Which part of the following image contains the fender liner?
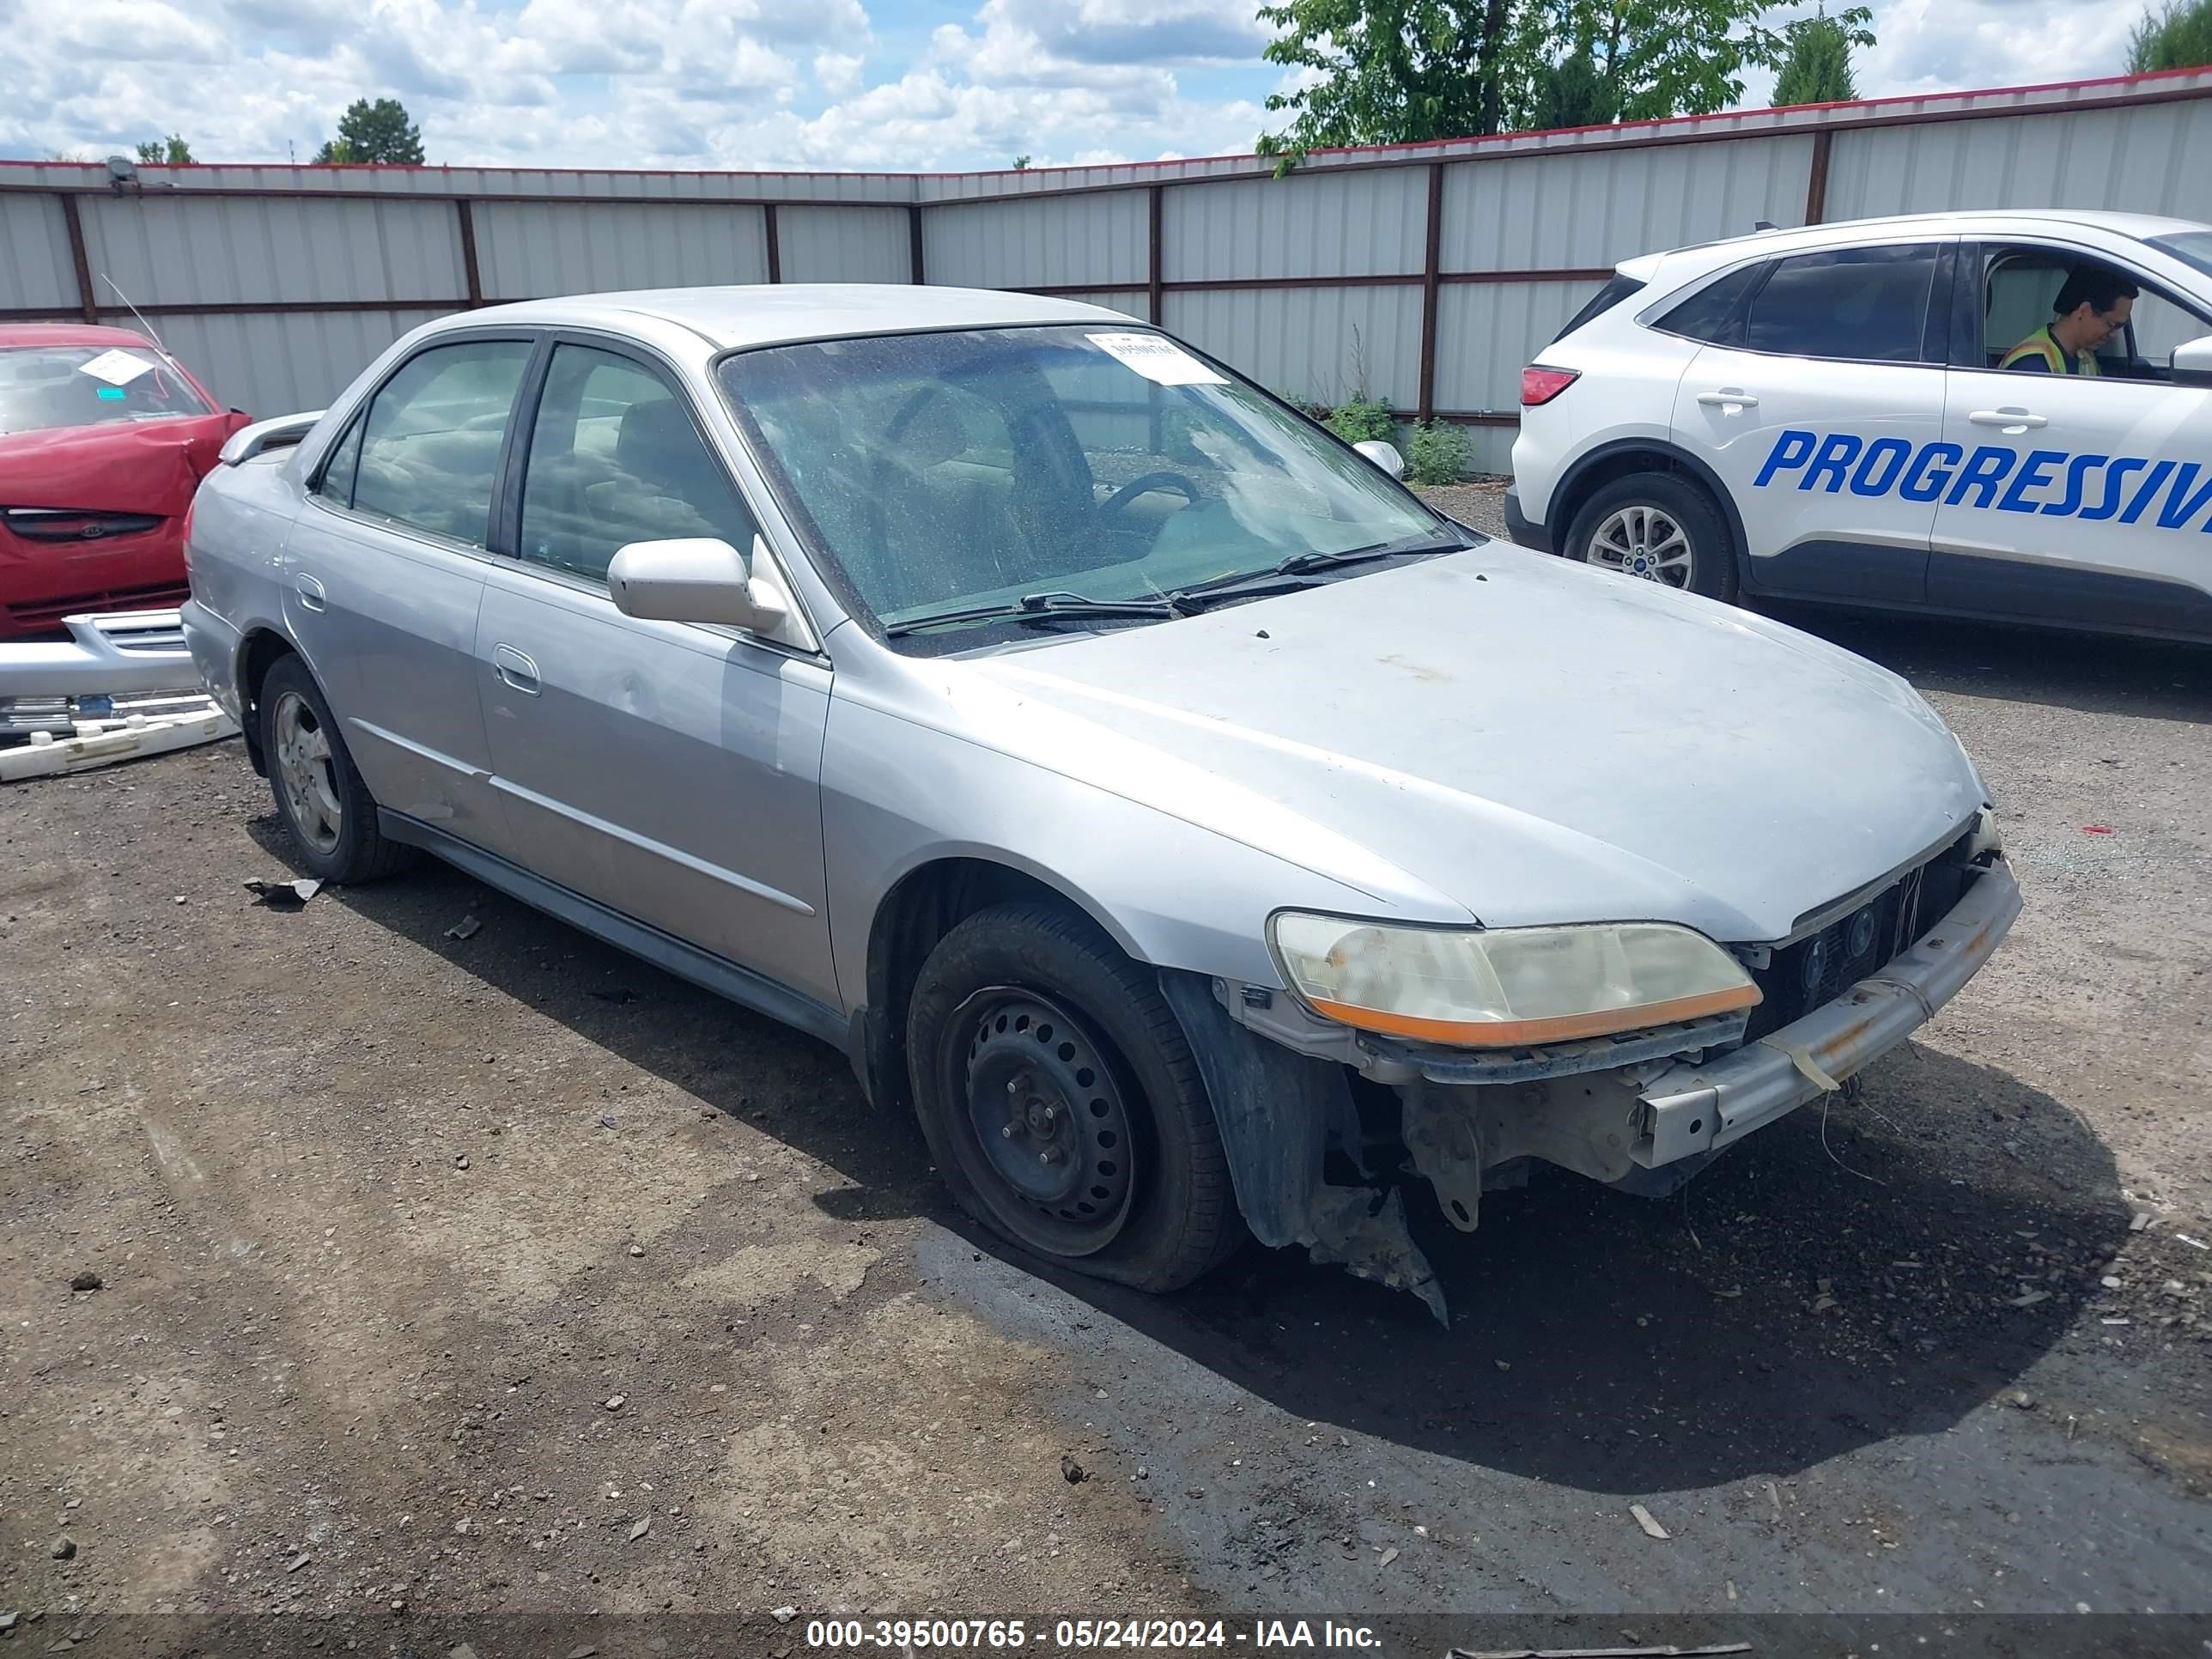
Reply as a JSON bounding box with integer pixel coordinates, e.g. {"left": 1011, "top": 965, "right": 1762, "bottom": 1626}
{"left": 1158, "top": 969, "right": 1445, "bottom": 1322}
{"left": 1553, "top": 438, "right": 1751, "bottom": 592}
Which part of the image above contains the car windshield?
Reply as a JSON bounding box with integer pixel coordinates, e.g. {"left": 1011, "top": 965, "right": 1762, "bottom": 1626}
{"left": 717, "top": 325, "right": 1450, "bottom": 640}
{"left": 0, "top": 344, "right": 214, "bottom": 436}
{"left": 2148, "top": 230, "right": 2212, "bottom": 283}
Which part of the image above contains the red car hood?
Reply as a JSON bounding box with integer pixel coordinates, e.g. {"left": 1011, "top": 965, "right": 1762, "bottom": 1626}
{"left": 0, "top": 414, "right": 249, "bottom": 514}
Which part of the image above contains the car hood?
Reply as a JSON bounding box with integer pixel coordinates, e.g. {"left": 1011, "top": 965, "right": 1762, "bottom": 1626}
{"left": 963, "top": 546, "right": 1985, "bottom": 943}
{"left": 0, "top": 415, "right": 245, "bottom": 514}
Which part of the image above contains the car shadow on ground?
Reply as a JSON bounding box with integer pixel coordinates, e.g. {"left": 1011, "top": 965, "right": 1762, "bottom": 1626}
{"left": 278, "top": 815, "right": 2130, "bottom": 1498}
{"left": 1765, "top": 603, "right": 2212, "bottom": 724}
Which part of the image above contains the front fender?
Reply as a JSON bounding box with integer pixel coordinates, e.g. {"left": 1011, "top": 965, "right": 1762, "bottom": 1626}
{"left": 819, "top": 694, "right": 1474, "bottom": 1011}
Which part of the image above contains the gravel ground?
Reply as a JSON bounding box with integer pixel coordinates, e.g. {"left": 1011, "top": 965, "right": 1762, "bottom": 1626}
{"left": 4, "top": 520, "right": 2209, "bottom": 1650}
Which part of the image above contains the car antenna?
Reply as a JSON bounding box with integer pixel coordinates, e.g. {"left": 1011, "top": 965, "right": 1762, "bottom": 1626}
{"left": 99, "top": 273, "right": 176, "bottom": 361}
{"left": 1753, "top": 219, "right": 1778, "bottom": 232}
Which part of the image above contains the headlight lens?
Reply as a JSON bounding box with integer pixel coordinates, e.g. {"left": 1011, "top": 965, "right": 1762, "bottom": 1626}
{"left": 1269, "top": 913, "right": 1760, "bottom": 1048}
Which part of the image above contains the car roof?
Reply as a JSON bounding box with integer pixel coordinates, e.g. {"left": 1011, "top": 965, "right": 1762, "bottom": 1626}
{"left": 1657, "top": 208, "right": 2206, "bottom": 264}
{"left": 462, "top": 284, "right": 1137, "bottom": 351}
{"left": 0, "top": 321, "right": 161, "bottom": 350}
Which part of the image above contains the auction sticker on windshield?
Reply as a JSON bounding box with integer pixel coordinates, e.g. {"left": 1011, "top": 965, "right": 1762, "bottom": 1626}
{"left": 76, "top": 348, "right": 156, "bottom": 386}
{"left": 1087, "top": 332, "right": 1226, "bottom": 386}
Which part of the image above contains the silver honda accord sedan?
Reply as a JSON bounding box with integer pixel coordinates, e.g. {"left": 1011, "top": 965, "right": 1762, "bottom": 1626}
{"left": 184, "top": 285, "right": 2020, "bottom": 1316}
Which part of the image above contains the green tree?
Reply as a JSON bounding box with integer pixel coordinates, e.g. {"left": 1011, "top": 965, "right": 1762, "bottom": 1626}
{"left": 1257, "top": 0, "right": 1832, "bottom": 159}
{"left": 313, "top": 98, "right": 424, "bottom": 165}
{"left": 1012, "top": 155, "right": 1032, "bottom": 169}
{"left": 1528, "top": 49, "right": 1619, "bottom": 128}
{"left": 1257, "top": 0, "right": 1528, "bottom": 162}
{"left": 1771, "top": 7, "right": 1867, "bottom": 105}
{"left": 2127, "top": 0, "right": 2212, "bottom": 69}
{"left": 135, "top": 134, "right": 194, "bottom": 164}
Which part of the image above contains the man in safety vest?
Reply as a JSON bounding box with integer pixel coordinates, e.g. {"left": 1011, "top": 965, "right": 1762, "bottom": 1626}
{"left": 2000, "top": 267, "right": 2139, "bottom": 374}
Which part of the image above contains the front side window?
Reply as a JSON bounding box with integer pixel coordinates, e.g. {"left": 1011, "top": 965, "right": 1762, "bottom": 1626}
{"left": 519, "top": 344, "right": 757, "bottom": 584}
{"left": 718, "top": 325, "right": 1449, "bottom": 640}
{"left": 1978, "top": 246, "right": 2210, "bottom": 380}
{"left": 351, "top": 339, "right": 532, "bottom": 548}
{"left": 1744, "top": 244, "right": 1940, "bottom": 363}
{"left": 0, "top": 343, "right": 214, "bottom": 437}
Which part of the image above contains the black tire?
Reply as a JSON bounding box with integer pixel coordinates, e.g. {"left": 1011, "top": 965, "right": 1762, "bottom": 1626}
{"left": 1563, "top": 471, "right": 1739, "bottom": 602}
{"left": 906, "top": 901, "right": 1243, "bottom": 1293}
{"left": 258, "top": 653, "right": 413, "bottom": 884}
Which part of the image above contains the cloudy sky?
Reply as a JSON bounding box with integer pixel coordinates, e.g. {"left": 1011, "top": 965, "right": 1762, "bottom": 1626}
{"left": 1, "top": 0, "right": 2130, "bottom": 173}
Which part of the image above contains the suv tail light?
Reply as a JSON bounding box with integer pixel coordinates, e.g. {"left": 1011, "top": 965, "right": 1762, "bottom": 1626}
{"left": 1520, "top": 366, "right": 1580, "bottom": 406}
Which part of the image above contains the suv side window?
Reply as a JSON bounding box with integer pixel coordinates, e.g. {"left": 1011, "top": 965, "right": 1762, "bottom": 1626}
{"left": 1651, "top": 264, "right": 1764, "bottom": 347}
{"left": 1743, "top": 244, "right": 1941, "bottom": 363}
{"left": 1976, "top": 244, "right": 2212, "bottom": 380}
{"left": 518, "top": 343, "right": 757, "bottom": 584}
{"left": 351, "top": 340, "right": 533, "bottom": 547}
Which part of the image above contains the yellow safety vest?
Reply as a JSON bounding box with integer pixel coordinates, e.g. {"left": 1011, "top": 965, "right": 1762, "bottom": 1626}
{"left": 1999, "top": 324, "right": 2099, "bottom": 375}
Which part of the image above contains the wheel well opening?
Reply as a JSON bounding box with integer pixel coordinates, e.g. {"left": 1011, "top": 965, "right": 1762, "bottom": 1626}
{"left": 237, "top": 629, "right": 297, "bottom": 773}
{"left": 863, "top": 860, "right": 1090, "bottom": 1115}
{"left": 1558, "top": 448, "right": 1741, "bottom": 562}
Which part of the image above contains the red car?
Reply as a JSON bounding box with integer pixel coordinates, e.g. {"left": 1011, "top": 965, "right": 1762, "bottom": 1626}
{"left": 0, "top": 324, "right": 249, "bottom": 641}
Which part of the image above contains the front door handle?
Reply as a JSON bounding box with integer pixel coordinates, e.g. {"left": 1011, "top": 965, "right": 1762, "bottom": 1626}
{"left": 1696, "top": 387, "right": 1759, "bottom": 409}
{"left": 294, "top": 573, "right": 327, "bottom": 612}
{"left": 491, "top": 643, "right": 541, "bottom": 696}
{"left": 1970, "top": 407, "right": 2048, "bottom": 432}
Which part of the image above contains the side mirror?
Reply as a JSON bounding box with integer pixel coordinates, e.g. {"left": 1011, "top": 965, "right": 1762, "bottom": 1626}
{"left": 1354, "top": 440, "right": 1405, "bottom": 480}
{"left": 608, "top": 538, "right": 789, "bottom": 635}
{"left": 2173, "top": 334, "right": 2212, "bottom": 389}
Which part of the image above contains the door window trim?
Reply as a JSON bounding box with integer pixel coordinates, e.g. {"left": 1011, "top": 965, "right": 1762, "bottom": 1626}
{"left": 303, "top": 328, "right": 544, "bottom": 562}
{"left": 1952, "top": 238, "right": 2212, "bottom": 380}
{"left": 494, "top": 327, "right": 829, "bottom": 661}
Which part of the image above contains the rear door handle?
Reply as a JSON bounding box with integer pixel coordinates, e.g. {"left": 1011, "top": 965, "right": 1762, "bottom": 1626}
{"left": 1970, "top": 407, "right": 2048, "bottom": 431}
{"left": 491, "top": 643, "right": 541, "bottom": 696}
{"left": 1696, "top": 388, "right": 1759, "bottom": 409}
{"left": 294, "top": 573, "right": 326, "bottom": 612}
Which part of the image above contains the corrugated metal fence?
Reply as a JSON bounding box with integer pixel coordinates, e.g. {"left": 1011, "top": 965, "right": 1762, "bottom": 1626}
{"left": 5, "top": 68, "right": 2209, "bottom": 474}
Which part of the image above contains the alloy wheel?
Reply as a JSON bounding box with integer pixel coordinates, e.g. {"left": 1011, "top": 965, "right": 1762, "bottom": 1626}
{"left": 1589, "top": 502, "right": 1694, "bottom": 587}
{"left": 271, "top": 690, "right": 343, "bottom": 855}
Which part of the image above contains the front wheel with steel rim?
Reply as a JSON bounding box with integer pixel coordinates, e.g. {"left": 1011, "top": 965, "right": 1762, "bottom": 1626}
{"left": 257, "top": 653, "right": 414, "bottom": 884}
{"left": 1563, "top": 471, "right": 1737, "bottom": 602}
{"left": 907, "top": 900, "right": 1243, "bottom": 1292}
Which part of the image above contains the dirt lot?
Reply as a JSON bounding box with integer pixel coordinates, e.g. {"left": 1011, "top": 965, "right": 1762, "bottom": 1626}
{"left": 5, "top": 511, "right": 2211, "bottom": 1652}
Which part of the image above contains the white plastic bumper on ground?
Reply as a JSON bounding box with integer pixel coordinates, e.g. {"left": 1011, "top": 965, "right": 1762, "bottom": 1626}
{"left": 1632, "top": 861, "right": 2024, "bottom": 1167}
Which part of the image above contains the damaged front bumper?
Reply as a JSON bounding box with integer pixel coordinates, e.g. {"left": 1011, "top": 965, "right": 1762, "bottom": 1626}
{"left": 1171, "top": 854, "right": 2019, "bottom": 1322}
{"left": 0, "top": 609, "right": 197, "bottom": 700}
{"left": 1632, "top": 857, "right": 2021, "bottom": 1166}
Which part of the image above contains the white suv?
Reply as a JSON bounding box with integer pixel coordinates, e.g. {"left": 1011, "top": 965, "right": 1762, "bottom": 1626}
{"left": 1506, "top": 211, "right": 2212, "bottom": 641}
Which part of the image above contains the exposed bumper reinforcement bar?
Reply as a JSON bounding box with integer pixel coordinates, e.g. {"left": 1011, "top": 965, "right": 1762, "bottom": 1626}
{"left": 1632, "top": 860, "right": 2022, "bottom": 1168}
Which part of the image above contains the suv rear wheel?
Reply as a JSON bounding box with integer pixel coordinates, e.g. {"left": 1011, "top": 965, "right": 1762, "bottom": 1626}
{"left": 1564, "top": 471, "right": 1737, "bottom": 602}
{"left": 906, "top": 900, "right": 1243, "bottom": 1292}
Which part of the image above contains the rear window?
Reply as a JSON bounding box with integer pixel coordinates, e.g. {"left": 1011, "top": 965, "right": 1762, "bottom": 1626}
{"left": 0, "top": 344, "right": 214, "bottom": 436}
{"left": 1552, "top": 274, "right": 1648, "bottom": 343}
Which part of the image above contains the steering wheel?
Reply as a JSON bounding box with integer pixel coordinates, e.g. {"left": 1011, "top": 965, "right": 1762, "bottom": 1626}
{"left": 1098, "top": 471, "right": 1200, "bottom": 520}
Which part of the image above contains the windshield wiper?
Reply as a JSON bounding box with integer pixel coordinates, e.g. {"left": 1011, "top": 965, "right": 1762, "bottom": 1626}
{"left": 1166, "top": 532, "right": 1474, "bottom": 607}
{"left": 884, "top": 589, "right": 1189, "bottom": 637}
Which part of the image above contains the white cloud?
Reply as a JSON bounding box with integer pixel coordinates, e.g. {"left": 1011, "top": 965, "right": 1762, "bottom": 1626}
{"left": 1, "top": 0, "right": 2139, "bottom": 173}
{"left": 814, "top": 51, "right": 866, "bottom": 96}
